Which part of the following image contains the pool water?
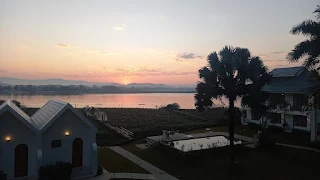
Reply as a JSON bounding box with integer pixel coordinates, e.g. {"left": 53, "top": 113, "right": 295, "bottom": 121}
{"left": 172, "top": 136, "right": 242, "bottom": 152}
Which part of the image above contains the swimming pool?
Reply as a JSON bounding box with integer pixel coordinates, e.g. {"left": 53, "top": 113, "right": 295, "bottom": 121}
{"left": 171, "top": 136, "right": 242, "bottom": 152}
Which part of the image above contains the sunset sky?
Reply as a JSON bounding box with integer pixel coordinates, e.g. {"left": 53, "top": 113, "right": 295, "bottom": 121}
{"left": 0, "top": 0, "right": 318, "bottom": 86}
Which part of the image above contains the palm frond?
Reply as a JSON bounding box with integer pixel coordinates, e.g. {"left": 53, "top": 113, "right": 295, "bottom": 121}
{"left": 207, "top": 52, "right": 219, "bottom": 71}
{"left": 290, "top": 20, "right": 320, "bottom": 37}
{"left": 195, "top": 82, "right": 215, "bottom": 111}
{"left": 314, "top": 5, "right": 320, "bottom": 20}
{"left": 287, "top": 40, "right": 312, "bottom": 62}
{"left": 219, "top": 46, "right": 235, "bottom": 76}
{"left": 303, "top": 54, "right": 320, "bottom": 69}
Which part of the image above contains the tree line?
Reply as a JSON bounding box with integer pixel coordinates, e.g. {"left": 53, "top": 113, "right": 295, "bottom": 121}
{"left": 0, "top": 84, "right": 195, "bottom": 95}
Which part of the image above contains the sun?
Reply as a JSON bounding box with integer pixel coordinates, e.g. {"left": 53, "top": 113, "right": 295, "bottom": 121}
{"left": 122, "top": 77, "right": 131, "bottom": 85}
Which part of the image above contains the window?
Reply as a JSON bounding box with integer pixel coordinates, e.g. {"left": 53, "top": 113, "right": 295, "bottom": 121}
{"left": 267, "top": 113, "right": 281, "bottom": 124}
{"left": 269, "top": 93, "right": 285, "bottom": 109}
{"left": 51, "top": 140, "right": 61, "bottom": 148}
{"left": 293, "top": 94, "right": 308, "bottom": 111}
{"left": 293, "top": 115, "right": 307, "bottom": 127}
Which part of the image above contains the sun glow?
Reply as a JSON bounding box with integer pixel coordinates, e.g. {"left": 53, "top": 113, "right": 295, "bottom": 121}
{"left": 122, "top": 77, "right": 131, "bottom": 85}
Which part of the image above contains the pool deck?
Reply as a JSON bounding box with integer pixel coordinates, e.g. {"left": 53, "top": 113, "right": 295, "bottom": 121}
{"left": 147, "top": 131, "right": 255, "bottom": 144}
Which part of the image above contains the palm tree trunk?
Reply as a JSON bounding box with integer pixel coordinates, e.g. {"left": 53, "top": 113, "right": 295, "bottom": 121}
{"left": 229, "top": 98, "right": 235, "bottom": 167}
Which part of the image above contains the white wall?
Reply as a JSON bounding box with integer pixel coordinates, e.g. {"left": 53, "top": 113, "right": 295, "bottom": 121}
{"left": 0, "top": 112, "right": 39, "bottom": 179}
{"left": 41, "top": 110, "right": 96, "bottom": 171}
{"left": 284, "top": 114, "right": 293, "bottom": 129}
{"left": 285, "top": 93, "right": 293, "bottom": 106}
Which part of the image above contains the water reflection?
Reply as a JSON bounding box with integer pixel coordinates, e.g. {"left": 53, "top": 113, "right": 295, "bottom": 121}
{"left": 0, "top": 93, "right": 240, "bottom": 109}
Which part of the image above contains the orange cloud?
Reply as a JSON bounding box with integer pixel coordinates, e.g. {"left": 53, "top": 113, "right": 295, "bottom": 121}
{"left": 56, "top": 43, "right": 74, "bottom": 48}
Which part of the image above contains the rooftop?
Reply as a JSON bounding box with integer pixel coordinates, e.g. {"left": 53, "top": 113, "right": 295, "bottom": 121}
{"left": 30, "top": 100, "right": 68, "bottom": 130}
{"left": 263, "top": 66, "right": 319, "bottom": 93}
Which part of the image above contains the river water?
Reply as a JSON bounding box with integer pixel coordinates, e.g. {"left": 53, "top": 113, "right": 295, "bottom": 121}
{"left": 0, "top": 93, "right": 239, "bottom": 109}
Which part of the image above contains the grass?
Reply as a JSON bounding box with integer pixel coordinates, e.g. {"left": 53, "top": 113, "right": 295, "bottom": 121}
{"left": 98, "top": 147, "right": 149, "bottom": 174}
{"left": 24, "top": 107, "right": 313, "bottom": 147}
{"left": 176, "top": 108, "right": 230, "bottom": 124}
{"left": 121, "top": 140, "right": 320, "bottom": 180}
{"left": 99, "top": 108, "right": 210, "bottom": 131}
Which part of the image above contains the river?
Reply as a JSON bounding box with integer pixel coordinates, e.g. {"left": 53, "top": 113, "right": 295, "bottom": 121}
{"left": 0, "top": 93, "right": 240, "bottom": 109}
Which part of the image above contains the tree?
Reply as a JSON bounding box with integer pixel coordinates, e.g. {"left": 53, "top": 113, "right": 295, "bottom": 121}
{"left": 287, "top": 5, "right": 320, "bottom": 71}
{"left": 160, "top": 103, "right": 180, "bottom": 110}
{"left": 195, "top": 46, "right": 271, "bottom": 168}
{"left": 12, "top": 100, "right": 21, "bottom": 107}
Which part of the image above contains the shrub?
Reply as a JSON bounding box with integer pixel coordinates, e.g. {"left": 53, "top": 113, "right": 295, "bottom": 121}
{"left": 96, "top": 165, "right": 103, "bottom": 176}
{"left": 0, "top": 170, "right": 7, "bottom": 180}
{"left": 12, "top": 100, "right": 21, "bottom": 107}
{"left": 38, "top": 162, "right": 72, "bottom": 180}
{"left": 161, "top": 103, "right": 180, "bottom": 110}
{"left": 308, "top": 141, "right": 320, "bottom": 149}
{"left": 257, "top": 131, "right": 275, "bottom": 148}
{"left": 247, "top": 122, "right": 261, "bottom": 130}
{"left": 267, "top": 125, "right": 283, "bottom": 134}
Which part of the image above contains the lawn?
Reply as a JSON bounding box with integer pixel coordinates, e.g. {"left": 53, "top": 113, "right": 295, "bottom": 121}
{"left": 121, "top": 140, "right": 320, "bottom": 180}
{"left": 98, "top": 147, "right": 149, "bottom": 174}
{"left": 176, "top": 108, "right": 231, "bottom": 125}
{"left": 99, "top": 108, "right": 214, "bottom": 131}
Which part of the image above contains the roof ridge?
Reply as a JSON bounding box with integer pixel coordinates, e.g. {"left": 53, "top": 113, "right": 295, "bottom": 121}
{"left": 7, "top": 100, "right": 30, "bottom": 119}
{"left": 31, "top": 100, "right": 51, "bottom": 118}
{"left": 30, "top": 99, "right": 69, "bottom": 130}
{"left": 272, "top": 66, "right": 303, "bottom": 70}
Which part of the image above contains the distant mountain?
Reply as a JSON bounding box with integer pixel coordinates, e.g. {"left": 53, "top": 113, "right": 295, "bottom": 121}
{"left": 125, "top": 83, "right": 172, "bottom": 88}
{"left": 0, "top": 82, "right": 8, "bottom": 86}
{"left": 0, "top": 77, "right": 122, "bottom": 87}
{"left": 0, "top": 77, "right": 196, "bottom": 90}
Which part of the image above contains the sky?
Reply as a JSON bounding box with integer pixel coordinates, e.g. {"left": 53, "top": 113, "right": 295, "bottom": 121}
{"left": 0, "top": 0, "right": 319, "bottom": 86}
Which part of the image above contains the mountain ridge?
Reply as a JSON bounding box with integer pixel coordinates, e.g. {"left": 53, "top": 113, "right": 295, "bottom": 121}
{"left": 0, "top": 77, "right": 195, "bottom": 88}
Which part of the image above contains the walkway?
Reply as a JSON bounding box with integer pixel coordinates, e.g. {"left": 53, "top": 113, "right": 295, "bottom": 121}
{"left": 276, "top": 143, "right": 320, "bottom": 153}
{"left": 108, "top": 172, "right": 155, "bottom": 179}
{"left": 82, "top": 169, "right": 155, "bottom": 180}
{"left": 109, "top": 146, "right": 179, "bottom": 180}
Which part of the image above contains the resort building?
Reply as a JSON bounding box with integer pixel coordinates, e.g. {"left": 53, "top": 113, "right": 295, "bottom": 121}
{"left": 84, "top": 106, "right": 107, "bottom": 121}
{"left": 0, "top": 100, "right": 97, "bottom": 179}
{"left": 241, "top": 66, "right": 320, "bottom": 141}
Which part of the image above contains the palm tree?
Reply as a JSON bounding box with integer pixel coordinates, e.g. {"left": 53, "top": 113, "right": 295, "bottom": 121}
{"left": 288, "top": 5, "right": 320, "bottom": 70}
{"left": 195, "top": 46, "right": 271, "bottom": 168}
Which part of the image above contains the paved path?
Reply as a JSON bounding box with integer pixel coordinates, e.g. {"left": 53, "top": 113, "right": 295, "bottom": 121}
{"left": 109, "top": 146, "right": 179, "bottom": 180}
{"left": 108, "top": 173, "right": 155, "bottom": 179}
{"left": 276, "top": 143, "right": 320, "bottom": 153}
{"left": 83, "top": 169, "right": 155, "bottom": 180}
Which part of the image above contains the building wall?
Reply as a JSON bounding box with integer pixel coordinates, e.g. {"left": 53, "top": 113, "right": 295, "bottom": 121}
{"left": 41, "top": 109, "right": 96, "bottom": 172}
{"left": 285, "top": 93, "right": 293, "bottom": 106}
{"left": 242, "top": 93, "right": 311, "bottom": 132}
{"left": 311, "top": 109, "right": 320, "bottom": 141}
{"left": 0, "top": 112, "right": 39, "bottom": 179}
